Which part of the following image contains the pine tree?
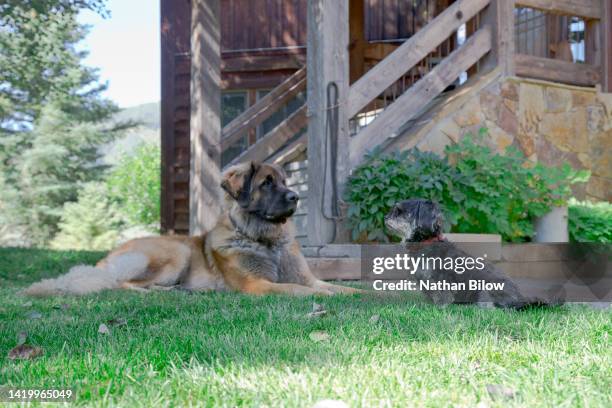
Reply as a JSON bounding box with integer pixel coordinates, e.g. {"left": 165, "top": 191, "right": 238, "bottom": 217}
{"left": 51, "top": 182, "right": 123, "bottom": 251}
{"left": 15, "top": 104, "right": 117, "bottom": 245}
{"left": 0, "top": 3, "right": 115, "bottom": 133}
{"left": 0, "top": 1, "right": 129, "bottom": 246}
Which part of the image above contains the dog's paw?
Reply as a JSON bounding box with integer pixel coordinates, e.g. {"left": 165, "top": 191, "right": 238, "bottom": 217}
{"left": 293, "top": 286, "right": 333, "bottom": 296}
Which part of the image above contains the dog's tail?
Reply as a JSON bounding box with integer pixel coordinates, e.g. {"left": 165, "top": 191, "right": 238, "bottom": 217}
{"left": 23, "top": 253, "right": 149, "bottom": 296}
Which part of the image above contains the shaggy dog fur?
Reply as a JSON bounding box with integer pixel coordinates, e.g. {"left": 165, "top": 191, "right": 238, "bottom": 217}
{"left": 24, "top": 162, "right": 359, "bottom": 297}
{"left": 384, "top": 199, "right": 561, "bottom": 309}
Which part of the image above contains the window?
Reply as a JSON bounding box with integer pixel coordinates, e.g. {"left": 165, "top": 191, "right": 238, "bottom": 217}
{"left": 221, "top": 91, "right": 247, "bottom": 165}
{"left": 256, "top": 90, "right": 306, "bottom": 139}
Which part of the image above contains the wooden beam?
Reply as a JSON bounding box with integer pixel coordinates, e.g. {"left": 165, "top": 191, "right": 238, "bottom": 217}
{"left": 585, "top": 18, "right": 602, "bottom": 67}
{"left": 363, "top": 43, "right": 400, "bottom": 61}
{"left": 515, "top": 0, "right": 601, "bottom": 20}
{"left": 227, "top": 105, "right": 307, "bottom": 166}
{"left": 307, "top": 0, "right": 351, "bottom": 245}
{"left": 267, "top": 133, "right": 307, "bottom": 165}
{"left": 349, "top": 25, "right": 493, "bottom": 168}
{"left": 604, "top": 0, "right": 612, "bottom": 92}
{"left": 221, "top": 54, "right": 304, "bottom": 72}
{"left": 221, "top": 71, "right": 296, "bottom": 90}
{"left": 160, "top": 0, "right": 192, "bottom": 234}
{"left": 347, "top": 0, "right": 491, "bottom": 118}
{"left": 481, "top": 0, "right": 515, "bottom": 75}
{"left": 515, "top": 54, "right": 601, "bottom": 86}
{"left": 247, "top": 89, "right": 257, "bottom": 145}
{"left": 221, "top": 67, "right": 306, "bottom": 149}
{"left": 349, "top": 0, "right": 366, "bottom": 84}
{"left": 189, "top": 0, "right": 222, "bottom": 235}
{"left": 465, "top": 13, "right": 480, "bottom": 77}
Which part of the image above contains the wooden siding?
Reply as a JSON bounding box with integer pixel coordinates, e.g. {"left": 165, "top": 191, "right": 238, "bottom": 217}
{"left": 605, "top": 0, "right": 612, "bottom": 92}
{"left": 220, "top": 0, "right": 307, "bottom": 90}
{"left": 221, "top": 0, "right": 455, "bottom": 50}
{"left": 221, "top": 0, "right": 307, "bottom": 51}
{"left": 161, "top": 0, "right": 192, "bottom": 234}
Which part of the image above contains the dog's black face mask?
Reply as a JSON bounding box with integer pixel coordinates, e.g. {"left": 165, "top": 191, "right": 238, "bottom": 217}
{"left": 384, "top": 199, "right": 444, "bottom": 241}
{"left": 222, "top": 162, "right": 298, "bottom": 224}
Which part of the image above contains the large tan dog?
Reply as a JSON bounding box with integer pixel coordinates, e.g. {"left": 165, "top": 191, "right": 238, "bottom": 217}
{"left": 25, "top": 162, "right": 358, "bottom": 296}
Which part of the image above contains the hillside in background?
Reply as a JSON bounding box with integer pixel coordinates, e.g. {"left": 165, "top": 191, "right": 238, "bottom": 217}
{"left": 102, "top": 101, "right": 161, "bottom": 165}
{"left": 113, "top": 102, "right": 161, "bottom": 129}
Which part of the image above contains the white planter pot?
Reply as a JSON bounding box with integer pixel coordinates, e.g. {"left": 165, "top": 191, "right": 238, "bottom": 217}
{"left": 534, "top": 206, "right": 568, "bottom": 243}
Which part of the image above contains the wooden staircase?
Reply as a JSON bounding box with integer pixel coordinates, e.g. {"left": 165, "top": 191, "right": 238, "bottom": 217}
{"left": 222, "top": 67, "right": 308, "bottom": 168}
{"left": 224, "top": 0, "right": 495, "bottom": 163}
{"left": 217, "top": 0, "right": 500, "bottom": 242}
{"left": 166, "top": 0, "right": 609, "bottom": 238}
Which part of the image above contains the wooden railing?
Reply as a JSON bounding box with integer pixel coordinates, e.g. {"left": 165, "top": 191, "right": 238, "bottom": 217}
{"left": 515, "top": 0, "right": 601, "bottom": 20}
{"left": 515, "top": 54, "right": 600, "bottom": 86}
{"left": 514, "top": 0, "right": 605, "bottom": 87}
{"left": 347, "top": 0, "right": 491, "bottom": 119}
{"left": 347, "top": 0, "right": 494, "bottom": 167}
{"left": 227, "top": 105, "right": 307, "bottom": 166}
{"left": 221, "top": 67, "right": 307, "bottom": 167}
{"left": 349, "top": 25, "right": 493, "bottom": 167}
{"left": 348, "top": 0, "right": 610, "bottom": 167}
{"left": 221, "top": 0, "right": 609, "bottom": 171}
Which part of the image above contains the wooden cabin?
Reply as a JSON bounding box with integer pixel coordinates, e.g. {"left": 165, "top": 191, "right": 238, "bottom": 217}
{"left": 160, "top": 0, "right": 612, "bottom": 244}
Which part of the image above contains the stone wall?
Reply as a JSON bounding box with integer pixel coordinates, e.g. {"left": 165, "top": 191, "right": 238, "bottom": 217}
{"left": 413, "top": 75, "right": 611, "bottom": 202}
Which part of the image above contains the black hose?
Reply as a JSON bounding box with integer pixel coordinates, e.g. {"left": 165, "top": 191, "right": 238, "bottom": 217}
{"left": 321, "top": 81, "right": 340, "bottom": 242}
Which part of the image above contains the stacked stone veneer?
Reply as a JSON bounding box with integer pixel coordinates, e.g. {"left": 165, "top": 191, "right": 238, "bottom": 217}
{"left": 414, "top": 76, "right": 611, "bottom": 201}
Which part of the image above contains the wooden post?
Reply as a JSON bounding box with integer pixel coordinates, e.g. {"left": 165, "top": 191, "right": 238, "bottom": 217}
{"left": 247, "top": 89, "right": 257, "bottom": 145}
{"left": 190, "top": 0, "right": 222, "bottom": 235}
{"left": 586, "top": 18, "right": 602, "bottom": 67}
{"left": 161, "top": 0, "right": 192, "bottom": 234}
{"left": 306, "top": 0, "right": 350, "bottom": 245}
{"left": 481, "top": 0, "right": 515, "bottom": 75}
{"left": 349, "top": 0, "right": 366, "bottom": 84}
{"left": 603, "top": 0, "right": 612, "bottom": 92}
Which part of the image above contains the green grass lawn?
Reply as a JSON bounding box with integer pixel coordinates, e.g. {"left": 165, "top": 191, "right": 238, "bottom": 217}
{"left": 0, "top": 247, "right": 611, "bottom": 407}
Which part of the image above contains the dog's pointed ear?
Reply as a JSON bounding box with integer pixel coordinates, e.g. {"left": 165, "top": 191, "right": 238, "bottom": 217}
{"left": 221, "top": 161, "right": 259, "bottom": 207}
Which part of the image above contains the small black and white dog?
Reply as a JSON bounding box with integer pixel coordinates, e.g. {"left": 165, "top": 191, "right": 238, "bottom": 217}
{"left": 384, "top": 199, "right": 560, "bottom": 309}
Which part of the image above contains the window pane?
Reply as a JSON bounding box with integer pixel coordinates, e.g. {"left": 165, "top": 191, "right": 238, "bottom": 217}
{"left": 257, "top": 89, "right": 306, "bottom": 139}
{"left": 221, "top": 91, "right": 247, "bottom": 166}
{"left": 222, "top": 92, "right": 247, "bottom": 126}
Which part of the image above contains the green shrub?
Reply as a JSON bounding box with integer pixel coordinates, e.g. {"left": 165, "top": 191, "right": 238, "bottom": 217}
{"left": 345, "top": 148, "right": 459, "bottom": 242}
{"left": 345, "top": 130, "right": 589, "bottom": 242}
{"left": 107, "top": 143, "right": 161, "bottom": 229}
{"left": 51, "top": 183, "right": 123, "bottom": 251}
{"left": 569, "top": 199, "right": 612, "bottom": 243}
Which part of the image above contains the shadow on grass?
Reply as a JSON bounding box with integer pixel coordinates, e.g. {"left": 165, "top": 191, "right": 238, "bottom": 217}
{"left": 1, "top": 247, "right": 608, "bottom": 406}
{"left": 1, "top": 293, "right": 607, "bottom": 405}
{"left": 0, "top": 247, "right": 105, "bottom": 285}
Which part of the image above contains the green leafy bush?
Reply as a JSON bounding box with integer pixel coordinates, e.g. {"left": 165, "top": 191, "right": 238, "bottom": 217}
{"left": 107, "top": 143, "right": 161, "bottom": 229}
{"left": 345, "top": 148, "right": 459, "bottom": 242}
{"left": 569, "top": 199, "right": 612, "bottom": 243}
{"left": 345, "top": 130, "right": 589, "bottom": 242}
{"left": 51, "top": 183, "right": 123, "bottom": 251}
